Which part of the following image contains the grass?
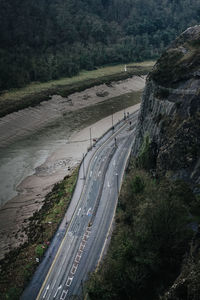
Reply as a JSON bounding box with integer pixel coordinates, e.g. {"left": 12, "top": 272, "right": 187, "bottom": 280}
{"left": 68, "top": 90, "right": 142, "bottom": 130}
{"left": 0, "top": 61, "right": 154, "bottom": 100}
{"left": 0, "top": 61, "right": 154, "bottom": 117}
{"left": 0, "top": 168, "right": 78, "bottom": 300}
{"left": 151, "top": 37, "right": 200, "bottom": 88}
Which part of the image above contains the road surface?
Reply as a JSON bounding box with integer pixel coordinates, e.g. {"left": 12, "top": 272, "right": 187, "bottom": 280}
{"left": 21, "top": 111, "right": 139, "bottom": 300}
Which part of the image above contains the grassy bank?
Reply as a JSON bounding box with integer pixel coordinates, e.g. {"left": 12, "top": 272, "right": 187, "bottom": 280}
{"left": 62, "top": 90, "right": 142, "bottom": 131}
{"left": 0, "top": 88, "right": 141, "bottom": 299}
{"left": 0, "top": 168, "right": 78, "bottom": 300}
{"left": 0, "top": 61, "right": 154, "bottom": 118}
{"left": 86, "top": 162, "right": 198, "bottom": 300}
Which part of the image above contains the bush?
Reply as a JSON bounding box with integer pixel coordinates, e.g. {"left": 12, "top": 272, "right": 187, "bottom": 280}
{"left": 131, "top": 176, "right": 145, "bottom": 194}
{"left": 136, "top": 135, "right": 157, "bottom": 170}
{"left": 5, "top": 287, "right": 22, "bottom": 300}
{"left": 35, "top": 245, "right": 45, "bottom": 257}
{"left": 87, "top": 169, "right": 194, "bottom": 300}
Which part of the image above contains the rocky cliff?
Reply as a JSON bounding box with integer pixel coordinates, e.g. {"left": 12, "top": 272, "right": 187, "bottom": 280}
{"left": 133, "top": 25, "right": 200, "bottom": 299}
{"left": 134, "top": 25, "right": 200, "bottom": 191}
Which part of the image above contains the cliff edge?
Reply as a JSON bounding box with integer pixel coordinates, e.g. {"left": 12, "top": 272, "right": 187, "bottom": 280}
{"left": 133, "top": 25, "right": 200, "bottom": 299}
{"left": 134, "top": 25, "right": 200, "bottom": 191}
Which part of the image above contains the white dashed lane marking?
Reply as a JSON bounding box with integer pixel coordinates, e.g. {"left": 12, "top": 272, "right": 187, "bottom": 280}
{"left": 60, "top": 290, "right": 68, "bottom": 300}
{"left": 66, "top": 277, "right": 73, "bottom": 287}
{"left": 63, "top": 227, "right": 91, "bottom": 296}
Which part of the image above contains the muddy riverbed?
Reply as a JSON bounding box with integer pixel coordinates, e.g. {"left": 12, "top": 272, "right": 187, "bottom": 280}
{"left": 0, "top": 75, "right": 145, "bottom": 260}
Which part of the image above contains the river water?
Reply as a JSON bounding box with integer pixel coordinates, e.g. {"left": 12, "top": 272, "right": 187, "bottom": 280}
{"left": 0, "top": 76, "right": 145, "bottom": 259}
{"left": 0, "top": 76, "right": 145, "bottom": 208}
{"left": 0, "top": 129, "right": 65, "bottom": 207}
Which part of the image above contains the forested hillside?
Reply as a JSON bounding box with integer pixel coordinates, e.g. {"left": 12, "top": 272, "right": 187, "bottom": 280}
{"left": 0, "top": 0, "right": 199, "bottom": 90}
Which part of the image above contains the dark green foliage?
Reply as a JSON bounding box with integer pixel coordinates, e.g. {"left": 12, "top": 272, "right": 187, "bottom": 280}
{"left": 0, "top": 0, "right": 200, "bottom": 90}
{"left": 150, "top": 49, "right": 187, "bottom": 87}
{"left": 0, "top": 67, "right": 146, "bottom": 118}
{"left": 131, "top": 176, "right": 145, "bottom": 194}
{"left": 137, "top": 135, "right": 151, "bottom": 169}
{"left": 87, "top": 170, "right": 194, "bottom": 300}
{"left": 0, "top": 169, "right": 78, "bottom": 300}
{"left": 157, "top": 113, "right": 200, "bottom": 172}
{"left": 136, "top": 135, "right": 157, "bottom": 170}
{"left": 5, "top": 287, "right": 22, "bottom": 300}
{"left": 155, "top": 87, "right": 170, "bottom": 99}
{"left": 151, "top": 35, "right": 200, "bottom": 88}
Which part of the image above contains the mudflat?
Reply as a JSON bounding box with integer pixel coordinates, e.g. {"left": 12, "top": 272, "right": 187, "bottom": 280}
{"left": 0, "top": 75, "right": 145, "bottom": 260}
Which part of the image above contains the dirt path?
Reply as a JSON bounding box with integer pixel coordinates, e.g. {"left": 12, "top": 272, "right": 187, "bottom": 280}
{"left": 0, "top": 76, "right": 145, "bottom": 260}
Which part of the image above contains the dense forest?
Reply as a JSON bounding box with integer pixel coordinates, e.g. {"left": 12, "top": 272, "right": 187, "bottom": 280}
{"left": 0, "top": 0, "right": 200, "bottom": 90}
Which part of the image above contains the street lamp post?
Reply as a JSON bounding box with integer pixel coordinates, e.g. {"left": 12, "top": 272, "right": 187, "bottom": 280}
{"left": 81, "top": 280, "right": 84, "bottom": 300}
{"left": 90, "top": 128, "right": 92, "bottom": 148}
{"left": 114, "top": 137, "right": 117, "bottom": 148}
{"left": 112, "top": 113, "right": 114, "bottom": 128}
{"left": 111, "top": 106, "right": 114, "bottom": 131}
{"left": 116, "top": 173, "right": 119, "bottom": 195}
{"left": 82, "top": 153, "right": 86, "bottom": 180}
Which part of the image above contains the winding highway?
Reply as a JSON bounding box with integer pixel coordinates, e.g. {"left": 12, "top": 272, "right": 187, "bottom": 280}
{"left": 22, "top": 110, "right": 139, "bottom": 300}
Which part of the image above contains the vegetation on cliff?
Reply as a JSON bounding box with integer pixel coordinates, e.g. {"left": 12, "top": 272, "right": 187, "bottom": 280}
{"left": 151, "top": 25, "right": 200, "bottom": 87}
{"left": 87, "top": 163, "right": 198, "bottom": 299}
{"left": 87, "top": 26, "right": 200, "bottom": 300}
{"left": 1, "top": 0, "right": 200, "bottom": 90}
{"left": 141, "top": 26, "right": 200, "bottom": 189}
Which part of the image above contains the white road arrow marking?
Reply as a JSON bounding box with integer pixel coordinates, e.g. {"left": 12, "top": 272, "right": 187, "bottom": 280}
{"left": 107, "top": 181, "right": 110, "bottom": 188}
{"left": 98, "top": 170, "right": 101, "bottom": 177}
{"left": 53, "top": 285, "right": 62, "bottom": 298}
{"left": 43, "top": 284, "right": 49, "bottom": 299}
{"left": 87, "top": 208, "right": 92, "bottom": 216}
{"left": 77, "top": 208, "right": 81, "bottom": 216}
{"left": 90, "top": 171, "right": 93, "bottom": 177}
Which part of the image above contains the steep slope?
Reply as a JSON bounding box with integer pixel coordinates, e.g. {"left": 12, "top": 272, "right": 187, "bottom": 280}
{"left": 133, "top": 25, "right": 200, "bottom": 299}
{"left": 85, "top": 26, "right": 200, "bottom": 300}
{"left": 134, "top": 25, "right": 200, "bottom": 191}
{"left": 86, "top": 26, "right": 200, "bottom": 300}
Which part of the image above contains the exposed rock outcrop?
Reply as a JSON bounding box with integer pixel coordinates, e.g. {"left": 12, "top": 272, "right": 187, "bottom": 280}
{"left": 133, "top": 25, "right": 200, "bottom": 300}
{"left": 134, "top": 25, "right": 200, "bottom": 191}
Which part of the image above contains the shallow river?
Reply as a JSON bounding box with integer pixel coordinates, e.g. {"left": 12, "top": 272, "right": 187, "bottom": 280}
{"left": 0, "top": 125, "right": 67, "bottom": 207}
{"left": 0, "top": 76, "right": 145, "bottom": 208}
{"left": 0, "top": 76, "right": 146, "bottom": 259}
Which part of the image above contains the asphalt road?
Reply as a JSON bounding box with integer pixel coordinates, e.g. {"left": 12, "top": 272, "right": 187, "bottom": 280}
{"left": 22, "top": 111, "right": 139, "bottom": 300}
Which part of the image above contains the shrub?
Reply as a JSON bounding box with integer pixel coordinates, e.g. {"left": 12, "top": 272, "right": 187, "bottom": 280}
{"left": 87, "top": 169, "right": 193, "bottom": 300}
{"left": 35, "top": 244, "right": 45, "bottom": 257}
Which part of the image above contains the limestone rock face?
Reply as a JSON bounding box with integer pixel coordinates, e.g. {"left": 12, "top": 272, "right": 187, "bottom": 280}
{"left": 134, "top": 25, "right": 200, "bottom": 190}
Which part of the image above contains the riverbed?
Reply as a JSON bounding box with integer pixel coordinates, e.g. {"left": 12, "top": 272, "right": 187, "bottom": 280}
{"left": 0, "top": 75, "right": 145, "bottom": 260}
